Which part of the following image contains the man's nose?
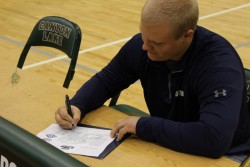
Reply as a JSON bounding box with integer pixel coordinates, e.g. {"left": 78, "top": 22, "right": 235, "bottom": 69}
{"left": 142, "top": 39, "right": 152, "bottom": 51}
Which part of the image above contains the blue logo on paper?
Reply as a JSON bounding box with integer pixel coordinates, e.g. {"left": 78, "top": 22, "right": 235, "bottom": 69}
{"left": 46, "top": 134, "right": 57, "bottom": 138}
{"left": 60, "top": 145, "right": 74, "bottom": 150}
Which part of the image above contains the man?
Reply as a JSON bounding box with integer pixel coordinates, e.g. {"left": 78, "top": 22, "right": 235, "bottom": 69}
{"left": 55, "top": 0, "right": 250, "bottom": 158}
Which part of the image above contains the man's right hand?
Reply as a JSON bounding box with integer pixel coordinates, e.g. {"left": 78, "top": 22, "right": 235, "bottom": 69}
{"left": 55, "top": 105, "right": 81, "bottom": 129}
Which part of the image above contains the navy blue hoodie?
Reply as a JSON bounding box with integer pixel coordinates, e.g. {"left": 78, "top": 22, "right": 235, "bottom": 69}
{"left": 71, "top": 26, "right": 250, "bottom": 158}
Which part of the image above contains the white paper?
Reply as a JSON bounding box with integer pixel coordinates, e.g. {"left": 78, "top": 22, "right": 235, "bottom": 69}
{"left": 37, "top": 124, "right": 115, "bottom": 157}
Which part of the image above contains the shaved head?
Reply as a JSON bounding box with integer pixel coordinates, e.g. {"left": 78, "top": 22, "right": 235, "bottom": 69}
{"left": 141, "top": 0, "right": 199, "bottom": 39}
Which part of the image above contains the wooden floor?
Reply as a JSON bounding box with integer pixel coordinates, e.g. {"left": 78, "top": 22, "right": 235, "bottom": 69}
{"left": 0, "top": 0, "right": 250, "bottom": 114}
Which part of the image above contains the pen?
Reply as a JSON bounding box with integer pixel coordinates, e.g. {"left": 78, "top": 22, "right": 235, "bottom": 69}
{"left": 65, "top": 94, "right": 75, "bottom": 130}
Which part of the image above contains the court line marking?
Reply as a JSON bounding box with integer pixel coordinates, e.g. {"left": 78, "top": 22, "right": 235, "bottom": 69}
{"left": 23, "top": 37, "right": 131, "bottom": 69}
{"left": 1, "top": 34, "right": 249, "bottom": 74}
{"left": 199, "top": 3, "right": 250, "bottom": 20}
{"left": 234, "top": 41, "right": 250, "bottom": 49}
{"left": 4, "top": 2, "right": 250, "bottom": 70}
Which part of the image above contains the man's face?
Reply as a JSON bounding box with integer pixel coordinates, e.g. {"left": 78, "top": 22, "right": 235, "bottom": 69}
{"left": 139, "top": 22, "right": 191, "bottom": 61}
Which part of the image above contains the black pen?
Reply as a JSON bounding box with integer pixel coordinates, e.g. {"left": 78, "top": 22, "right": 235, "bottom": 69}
{"left": 65, "top": 94, "right": 75, "bottom": 130}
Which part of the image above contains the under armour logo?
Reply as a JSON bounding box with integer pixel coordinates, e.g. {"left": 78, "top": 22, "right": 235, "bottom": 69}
{"left": 214, "top": 89, "right": 227, "bottom": 98}
{"left": 175, "top": 90, "right": 184, "bottom": 97}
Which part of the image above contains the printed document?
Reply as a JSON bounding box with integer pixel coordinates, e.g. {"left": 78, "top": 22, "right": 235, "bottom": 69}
{"left": 37, "top": 124, "right": 115, "bottom": 157}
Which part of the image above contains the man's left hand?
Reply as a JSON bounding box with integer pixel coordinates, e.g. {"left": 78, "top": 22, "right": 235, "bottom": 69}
{"left": 110, "top": 116, "right": 140, "bottom": 141}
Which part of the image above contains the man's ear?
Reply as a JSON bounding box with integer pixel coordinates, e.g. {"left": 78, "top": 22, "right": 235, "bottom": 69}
{"left": 184, "top": 29, "right": 194, "bottom": 42}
